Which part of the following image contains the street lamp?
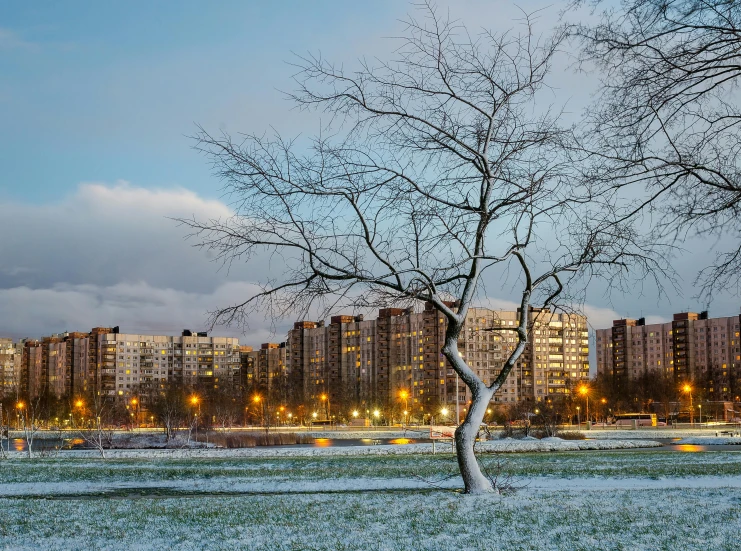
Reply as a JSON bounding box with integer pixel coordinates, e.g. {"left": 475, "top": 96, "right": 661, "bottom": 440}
{"left": 441, "top": 407, "right": 449, "bottom": 425}
{"left": 190, "top": 395, "right": 200, "bottom": 440}
{"left": 320, "top": 393, "right": 330, "bottom": 421}
{"left": 576, "top": 406, "right": 581, "bottom": 427}
{"left": 252, "top": 395, "right": 262, "bottom": 427}
{"left": 578, "top": 385, "right": 589, "bottom": 424}
{"left": 682, "top": 384, "right": 693, "bottom": 425}
{"left": 399, "top": 390, "right": 409, "bottom": 424}
{"left": 130, "top": 397, "right": 139, "bottom": 428}
{"left": 16, "top": 401, "right": 25, "bottom": 430}
{"left": 372, "top": 409, "right": 380, "bottom": 427}
{"left": 698, "top": 404, "right": 702, "bottom": 426}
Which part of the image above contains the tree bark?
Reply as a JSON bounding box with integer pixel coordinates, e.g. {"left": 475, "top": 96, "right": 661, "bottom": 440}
{"left": 454, "top": 385, "right": 495, "bottom": 493}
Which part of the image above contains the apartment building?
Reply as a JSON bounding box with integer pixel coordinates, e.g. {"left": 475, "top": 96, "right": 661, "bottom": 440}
{"left": 240, "top": 342, "right": 290, "bottom": 402}
{"left": 595, "top": 311, "right": 741, "bottom": 400}
{"left": 100, "top": 329, "right": 241, "bottom": 398}
{"left": 284, "top": 304, "right": 589, "bottom": 415}
{"left": 459, "top": 307, "right": 590, "bottom": 404}
{"left": 0, "top": 338, "right": 22, "bottom": 398}
{"left": 13, "top": 328, "right": 241, "bottom": 401}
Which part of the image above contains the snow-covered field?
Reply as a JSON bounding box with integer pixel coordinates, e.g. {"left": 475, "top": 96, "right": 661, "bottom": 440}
{"left": 2, "top": 447, "right": 741, "bottom": 550}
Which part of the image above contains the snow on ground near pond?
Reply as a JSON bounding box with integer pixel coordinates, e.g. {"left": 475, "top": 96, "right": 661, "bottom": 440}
{"left": 1, "top": 437, "right": 661, "bottom": 460}
{"left": 2, "top": 473, "right": 741, "bottom": 498}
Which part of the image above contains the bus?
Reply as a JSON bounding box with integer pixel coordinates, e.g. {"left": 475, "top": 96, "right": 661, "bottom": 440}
{"left": 614, "top": 413, "right": 657, "bottom": 427}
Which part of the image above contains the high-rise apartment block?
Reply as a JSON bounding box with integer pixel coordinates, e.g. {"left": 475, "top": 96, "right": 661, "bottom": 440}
{"left": 596, "top": 311, "right": 741, "bottom": 400}
{"left": 5, "top": 303, "right": 589, "bottom": 410}
{"left": 8, "top": 328, "right": 240, "bottom": 401}
{"left": 247, "top": 304, "right": 589, "bottom": 415}
{"left": 0, "top": 338, "right": 22, "bottom": 398}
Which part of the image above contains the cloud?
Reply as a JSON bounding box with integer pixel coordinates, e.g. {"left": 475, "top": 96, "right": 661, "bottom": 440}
{"left": 0, "top": 181, "right": 290, "bottom": 343}
{"left": 0, "top": 181, "right": 256, "bottom": 293}
{"left": 0, "top": 281, "right": 290, "bottom": 344}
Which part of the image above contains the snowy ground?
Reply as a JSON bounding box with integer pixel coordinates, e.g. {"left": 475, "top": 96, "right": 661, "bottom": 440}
{"left": 2, "top": 448, "right": 741, "bottom": 550}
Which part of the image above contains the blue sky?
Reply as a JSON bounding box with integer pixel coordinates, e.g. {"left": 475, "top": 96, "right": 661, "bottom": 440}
{"left": 1, "top": 0, "right": 738, "bottom": 344}
{"left": 0, "top": 0, "right": 406, "bottom": 203}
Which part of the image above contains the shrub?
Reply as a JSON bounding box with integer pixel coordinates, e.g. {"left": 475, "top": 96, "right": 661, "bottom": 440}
{"left": 558, "top": 431, "right": 586, "bottom": 440}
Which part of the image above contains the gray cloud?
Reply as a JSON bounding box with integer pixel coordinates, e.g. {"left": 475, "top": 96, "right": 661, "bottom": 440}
{"left": 0, "top": 181, "right": 265, "bottom": 293}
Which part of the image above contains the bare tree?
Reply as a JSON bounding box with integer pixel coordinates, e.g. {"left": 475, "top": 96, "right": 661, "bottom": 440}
{"left": 0, "top": 403, "right": 8, "bottom": 460}
{"left": 71, "top": 394, "right": 116, "bottom": 459}
{"left": 569, "top": 0, "right": 741, "bottom": 301}
{"left": 150, "top": 383, "right": 189, "bottom": 443}
{"left": 182, "top": 3, "right": 663, "bottom": 493}
{"left": 17, "top": 398, "right": 40, "bottom": 459}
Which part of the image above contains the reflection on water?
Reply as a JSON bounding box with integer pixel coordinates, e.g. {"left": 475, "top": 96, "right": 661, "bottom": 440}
{"left": 389, "top": 438, "right": 412, "bottom": 445}
{"left": 2, "top": 437, "right": 89, "bottom": 452}
{"left": 675, "top": 444, "right": 706, "bottom": 452}
{"left": 314, "top": 438, "right": 331, "bottom": 448}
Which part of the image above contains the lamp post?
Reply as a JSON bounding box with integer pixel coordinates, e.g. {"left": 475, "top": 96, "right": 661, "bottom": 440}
{"left": 190, "top": 395, "right": 200, "bottom": 441}
{"left": 399, "top": 390, "right": 409, "bottom": 426}
{"left": 74, "top": 399, "right": 84, "bottom": 428}
{"left": 576, "top": 406, "right": 581, "bottom": 428}
{"left": 372, "top": 409, "right": 380, "bottom": 427}
{"left": 320, "top": 393, "right": 330, "bottom": 422}
{"left": 683, "top": 384, "right": 693, "bottom": 425}
{"left": 698, "top": 404, "right": 702, "bottom": 427}
{"left": 578, "top": 385, "right": 589, "bottom": 424}
{"left": 16, "top": 401, "right": 25, "bottom": 430}
{"left": 130, "top": 397, "right": 139, "bottom": 429}
{"left": 253, "top": 395, "right": 262, "bottom": 427}
{"left": 600, "top": 398, "right": 607, "bottom": 425}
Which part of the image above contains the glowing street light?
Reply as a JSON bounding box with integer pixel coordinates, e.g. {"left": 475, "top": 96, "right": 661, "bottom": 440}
{"left": 352, "top": 410, "right": 359, "bottom": 418}
{"left": 578, "top": 385, "right": 590, "bottom": 424}
{"left": 683, "top": 384, "right": 693, "bottom": 425}
{"left": 130, "top": 397, "right": 140, "bottom": 427}
{"left": 320, "top": 393, "right": 330, "bottom": 421}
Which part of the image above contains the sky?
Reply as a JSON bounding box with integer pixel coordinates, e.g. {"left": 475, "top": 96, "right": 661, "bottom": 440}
{"left": 1, "top": 0, "right": 739, "bottom": 348}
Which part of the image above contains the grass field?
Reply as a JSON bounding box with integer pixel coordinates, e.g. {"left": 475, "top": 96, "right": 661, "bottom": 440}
{"left": 2, "top": 449, "right": 741, "bottom": 550}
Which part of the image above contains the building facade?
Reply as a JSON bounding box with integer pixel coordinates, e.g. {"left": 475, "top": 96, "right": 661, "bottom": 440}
{"left": 596, "top": 311, "right": 741, "bottom": 401}
{"left": 283, "top": 304, "right": 589, "bottom": 418}
{"left": 0, "top": 338, "right": 22, "bottom": 399}
{"left": 9, "top": 328, "right": 241, "bottom": 401}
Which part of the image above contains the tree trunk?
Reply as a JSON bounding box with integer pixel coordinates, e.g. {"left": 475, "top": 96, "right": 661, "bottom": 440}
{"left": 455, "top": 386, "right": 494, "bottom": 494}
